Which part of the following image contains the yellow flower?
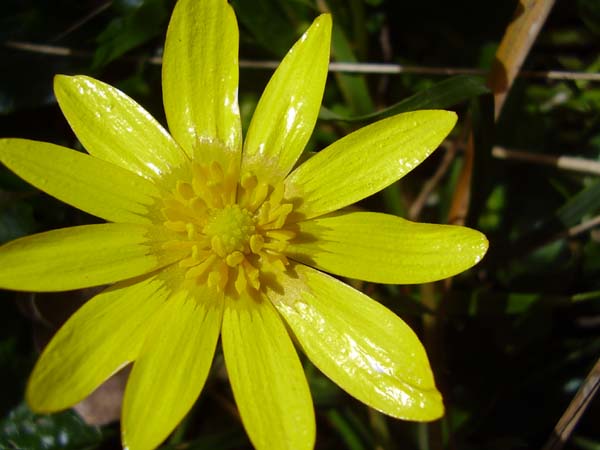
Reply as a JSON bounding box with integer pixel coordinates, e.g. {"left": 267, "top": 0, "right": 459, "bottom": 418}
{"left": 0, "top": 0, "right": 487, "bottom": 449}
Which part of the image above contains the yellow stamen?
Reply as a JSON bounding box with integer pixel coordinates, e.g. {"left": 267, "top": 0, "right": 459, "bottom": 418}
{"left": 160, "top": 162, "right": 297, "bottom": 294}
{"left": 265, "top": 229, "right": 297, "bottom": 241}
{"left": 176, "top": 180, "right": 194, "bottom": 200}
{"left": 226, "top": 251, "right": 245, "bottom": 267}
{"left": 234, "top": 266, "right": 248, "bottom": 295}
{"left": 211, "top": 235, "right": 226, "bottom": 258}
{"left": 250, "top": 234, "right": 264, "bottom": 253}
{"left": 164, "top": 220, "right": 188, "bottom": 233}
{"left": 185, "top": 254, "right": 217, "bottom": 280}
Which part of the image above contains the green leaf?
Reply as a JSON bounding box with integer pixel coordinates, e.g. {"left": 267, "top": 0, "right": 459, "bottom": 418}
{"left": 326, "top": 409, "right": 369, "bottom": 450}
{"left": 0, "top": 199, "right": 35, "bottom": 245}
{"left": 159, "top": 430, "right": 250, "bottom": 450}
{"left": 467, "top": 93, "right": 496, "bottom": 227}
{"left": 578, "top": 0, "right": 600, "bottom": 36}
{"left": 230, "top": 0, "right": 302, "bottom": 57}
{"left": 511, "top": 180, "right": 600, "bottom": 258}
{"left": 555, "top": 181, "right": 600, "bottom": 227}
{"left": 0, "top": 300, "right": 33, "bottom": 413}
{"left": 329, "top": 23, "right": 374, "bottom": 115}
{"left": 92, "top": 0, "right": 169, "bottom": 69}
{"left": 319, "top": 75, "right": 490, "bottom": 121}
{"left": 0, "top": 403, "right": 106, "bottom": 449}
{"left": 446, "top": 290, "right": 572, "bottom": 317}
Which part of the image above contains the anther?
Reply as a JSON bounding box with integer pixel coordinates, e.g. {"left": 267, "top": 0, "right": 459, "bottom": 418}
{"left": 211, "top": 235, "right": 226, "bottom": 257}
{"left": 208, "top": 271, "right": 220, "bottom": 288}
{"left": 176, "top": 181, "right": 194, "bottom": 200}
{"left": 185, "top": 254, "right": 216, "bottom": 280}
{"left": 210, "top": 161, "right": 224, "bottom": 181}
{"left": 249, "top": 234, "right": 264, "bottom": 253}
{"left": 250, "top": 182, "right": 269, "bottom": 211}
{"left": 226, "top": 251, "right": 245, "bottom": 267}
{"left": 269, "top": 183, "right": 284, "bottom": 206}
{"left": 235, "top": 266, "right": 248, "bottom": 294}
{"left": 244, "top": 261, "right": 260, "bottom": 287}
{"left": 241, "top": 173, "right": 257, "bottom": 190}
{"left": 257, "top": 202, "right": 271, "bottom": 224}
{"left": 186, "top": 223, "right": 196, "bottom": 239}
{"left": 162, "top": 240, "right": 195, "bottom": 251}
{"left": 164, "top": 220, "right": 187, "bottom": 233}
{"left": 264, "top": 240, "right": 287, "bottom": 252}
{"left": 265, "top": 229, "right": 296, "bottom": 241}
{"left": 190, "top": 197, "right": 207, "bottom": 214}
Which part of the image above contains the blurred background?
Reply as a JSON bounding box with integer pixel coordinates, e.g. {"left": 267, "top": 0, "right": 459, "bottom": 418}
{"left": 1, "top": 0, "right": 600, "bottom": 449}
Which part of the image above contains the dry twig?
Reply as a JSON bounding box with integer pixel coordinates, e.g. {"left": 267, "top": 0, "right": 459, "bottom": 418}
{"left": 492, "top": 146, "right": 600, "bottom": 176}
{"left": 543, "top": 357, "right": 600, "bottom": 450}
{"left": 4, "top": 41, "right": 600, "bottom": 81}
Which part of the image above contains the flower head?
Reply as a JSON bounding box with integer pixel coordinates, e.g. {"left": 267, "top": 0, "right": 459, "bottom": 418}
{"left": 0, "top": 0, "right": 488, "bottom": 449}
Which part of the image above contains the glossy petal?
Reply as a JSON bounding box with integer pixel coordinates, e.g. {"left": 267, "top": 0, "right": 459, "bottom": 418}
{"left": 27, "top": 274, "right": 169, "bottom": 412}
{"left": 222, "top": 293, "right": 315, "bottom": 450}
{"left": 54, "top": 75, "right": 187, "bottom": 179}
{"left": 270, "top": 264, "right": 444, "bottom": 421}
{"left": 0, "top": 224, "right": 168, "bottom": 291}
{"left": 122, "top": 287, "right": 223, "bottom": 450}
{"left": 163, "top": 0, "right": 242, "bottom": 165}
{"left": 0, "top": 139, "right": 160, "bottom": 224}
{"left": 285, "top": 110, "right": 457, "bottom": 220}
{"left": 241, "top": 14, "right": 331, "bottom": 184}
{"left": 286, "top": 211, "right": 488, "bottom": 284}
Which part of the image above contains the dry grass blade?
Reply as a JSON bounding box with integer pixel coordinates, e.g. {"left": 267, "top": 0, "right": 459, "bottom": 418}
{"left": 448, "top": 0, "right": 556, "bottom": 226}
{"left": 489, "top": 0, "right": 557, "bottom": 119}
{"left": 542, "top": 357, "right": 600, "bottom": 450}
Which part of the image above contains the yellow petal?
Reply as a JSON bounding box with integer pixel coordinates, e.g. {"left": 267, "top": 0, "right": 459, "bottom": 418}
{"left": 221, "top": 293, "right": 315, "bottom": 450}
{"left": 241, "top": 15, "right": 331, "bottom": 184}
{"left": 54, "top": 75, "right": 187, "bottom": 179}
{"left": 0, "top": 139, "right": 160, "bottom": 224}
{"left": 162, "top": 0, "right": 242, "bottom": 165}
{"left": 285, "top": 110, "right": 457, "bottom": 220}
{"left": 286, "top": 211, "right": 488, "bottom": 284}
{"left": 26, "top": 274, "right": 169, "bottom": 412}
{"left": 0, "top": 224, "right": 168, "bottom": 291}
{"left": 122, "top": 287, "right": 223, "bottom": 450}
{"left": 270, "top": 264, "right": 444, "bottom": 421}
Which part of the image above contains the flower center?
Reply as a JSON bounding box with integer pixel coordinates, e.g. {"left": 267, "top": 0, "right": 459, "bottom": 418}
{"left": 203, "top": 205, "right": 255, "bottom": 255}
{"left": 160, "top": 160, "right": 296, "bottom": 295}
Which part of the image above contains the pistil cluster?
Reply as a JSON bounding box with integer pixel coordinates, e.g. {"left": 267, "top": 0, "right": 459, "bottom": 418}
{"left": 161, "top": 161, "right": 296, "bottom": 295}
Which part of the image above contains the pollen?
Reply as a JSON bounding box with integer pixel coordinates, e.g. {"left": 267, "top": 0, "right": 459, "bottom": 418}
{"left": 160, "top": 160, "right": 296, "bottom": 295}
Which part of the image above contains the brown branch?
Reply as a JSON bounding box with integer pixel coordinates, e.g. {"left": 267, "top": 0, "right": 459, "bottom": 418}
{"left": 5, "top": 40, "right": 600, "bottom": 81}
{"left": 409, "top": 143, "right": 459, "bottom": 221}
{"left": 492, "top": 146, "right": 600, "bottom": 175}
{"left": 51, "top": 1, "right": 113, "bottom": 42}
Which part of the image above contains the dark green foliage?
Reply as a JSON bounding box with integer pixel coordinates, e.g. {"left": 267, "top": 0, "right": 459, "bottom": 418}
{"left": 319, "top": 75, "right": 490, "bottom": 121}
{"left": 0, "top": 403, "right": 106, "bottom": 449}
{"left": 92, "top": 0, "right": 170, "bottom": 69}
